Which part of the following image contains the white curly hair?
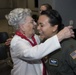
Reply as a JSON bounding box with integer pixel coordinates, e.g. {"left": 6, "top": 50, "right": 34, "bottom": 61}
{"left": 5, "top": 8, "right": 32, "bottom": 30}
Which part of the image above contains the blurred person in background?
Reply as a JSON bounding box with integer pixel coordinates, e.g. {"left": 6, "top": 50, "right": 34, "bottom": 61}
{"left": 39, "top": 3, "right": 52, "bottom": 14}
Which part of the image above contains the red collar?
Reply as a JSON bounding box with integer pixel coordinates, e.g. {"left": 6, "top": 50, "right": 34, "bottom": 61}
{"left": 15, "top": 31, "right": 37, "bottom": 46}
{"left": 16, "top": 31, "right": 46, "bottom": 75}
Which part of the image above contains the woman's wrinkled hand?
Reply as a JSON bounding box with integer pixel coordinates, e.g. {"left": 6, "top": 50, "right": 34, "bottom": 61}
{"left": 57, "top": 26, "right": 75, "bottom": 42}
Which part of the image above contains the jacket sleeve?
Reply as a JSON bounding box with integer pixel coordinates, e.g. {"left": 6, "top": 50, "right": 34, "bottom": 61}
{"left": 67, "top": 50, "right": 76, "bottom": 74}
{"left": 61, "top": 39, "right": 76, "bottom": 74}
{"left": 10, "top": 35, "right": 61, "bottom": 61}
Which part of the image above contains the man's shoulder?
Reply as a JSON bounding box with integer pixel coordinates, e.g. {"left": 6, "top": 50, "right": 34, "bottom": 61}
{"left": 61, "top": 38, "right": 76, "bottom": 47}
{"left": 61, "top": 38, "right": 76, "bottom": 52}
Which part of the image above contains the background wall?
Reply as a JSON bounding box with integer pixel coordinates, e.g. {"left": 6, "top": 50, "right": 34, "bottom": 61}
{"left": 39, "top": 0, "right": 76, "bottom": 29}
{"left": 0, "top": 0, "right": 27, "bottom": 19}
{"left": 0, "top": 0, "right": 13, "bottom": 19}
{"left": 0, "top": 0, "right": 39, "bottom": 19}
{"left": 0, "top": 0, "right": 76, "bottom": 28}
{"left": 54, "top": 0, "right": 76, "bottom": 29}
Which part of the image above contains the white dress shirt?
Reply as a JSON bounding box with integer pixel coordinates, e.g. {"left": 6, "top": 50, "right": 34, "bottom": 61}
{"left": 10, "top": 34, "right": 61, "bottom": 75}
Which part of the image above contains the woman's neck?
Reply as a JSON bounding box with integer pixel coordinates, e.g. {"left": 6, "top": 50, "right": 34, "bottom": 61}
{"left": 19, "top": 30, "right": 33, "bottom": 39}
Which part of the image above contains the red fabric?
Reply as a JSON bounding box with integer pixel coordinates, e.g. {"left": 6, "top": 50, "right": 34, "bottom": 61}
{"left": 16, "top": 31, "right": 47, "bottom": 75}
{"left": 42, "top": 59, "right": 47, "bottom": 75}
{"left": 15, "top": 31, "right": 37, "bottom": 46}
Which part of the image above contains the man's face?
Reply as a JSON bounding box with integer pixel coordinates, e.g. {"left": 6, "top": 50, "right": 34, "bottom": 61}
{"left": 37, "top": 15, "right": 57, "bottom": 39}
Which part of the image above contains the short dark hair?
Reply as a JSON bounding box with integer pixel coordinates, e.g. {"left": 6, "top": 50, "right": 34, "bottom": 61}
{"left": 41, "top": 9, "right": 64, "bottom": 32}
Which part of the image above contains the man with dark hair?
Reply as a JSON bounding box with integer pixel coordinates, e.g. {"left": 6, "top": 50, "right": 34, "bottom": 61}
{"left": 37, "top": 9, "right": 76, "bottom": 75}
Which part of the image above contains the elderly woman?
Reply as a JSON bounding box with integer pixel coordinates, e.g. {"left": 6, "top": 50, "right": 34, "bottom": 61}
{"left": 5, "top": 8, "right": 74, "bottom": 75}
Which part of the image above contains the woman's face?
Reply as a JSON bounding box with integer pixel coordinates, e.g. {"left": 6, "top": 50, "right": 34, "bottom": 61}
{"left": 39, "top": 5, "right": 47, "bottom": 13}
{"left": 20, "top": 16, "right": 37, "bottom": 38}
{"left": 37, "top": 15, "right": 58, "bottom": 39}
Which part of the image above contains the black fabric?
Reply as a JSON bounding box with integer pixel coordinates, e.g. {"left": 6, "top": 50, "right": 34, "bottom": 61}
{"left": 73, "top": 29, "right": 76, "bottom": 40}
{"left": 0, "top": 32, "right": 9, "bottom": 43}
{"left": 0, "top": 45, "right": 8, "bottom": 60}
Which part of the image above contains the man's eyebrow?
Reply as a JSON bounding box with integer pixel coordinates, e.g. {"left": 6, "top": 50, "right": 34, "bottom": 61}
{"left": 38, "top": 22, "right": 42, "bottom": 24}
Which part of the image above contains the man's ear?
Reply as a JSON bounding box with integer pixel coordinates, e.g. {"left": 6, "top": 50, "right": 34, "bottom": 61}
{"left": 53, "top": 25, "right": 58, "bottom": 32}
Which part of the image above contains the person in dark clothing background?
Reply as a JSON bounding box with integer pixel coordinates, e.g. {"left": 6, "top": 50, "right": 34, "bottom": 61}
{"left": 39, "top": 3, "right": 52, "bottom": 14}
